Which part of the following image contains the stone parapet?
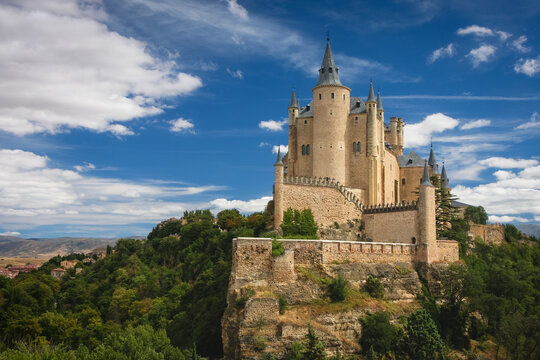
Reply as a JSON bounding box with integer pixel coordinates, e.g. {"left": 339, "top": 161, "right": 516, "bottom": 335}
{"left": 363, "top": 201, "right": 417, "bottom": 214}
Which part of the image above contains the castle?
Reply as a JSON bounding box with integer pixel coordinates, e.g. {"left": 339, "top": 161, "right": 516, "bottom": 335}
{"left": 271, "top": 39, "right": 457, "bottom": 264}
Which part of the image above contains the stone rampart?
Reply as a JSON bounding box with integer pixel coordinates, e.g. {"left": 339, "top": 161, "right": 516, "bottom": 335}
{"left": 363, "top": 205, "right": 418, "bottom": 244}
{"left": 436, "top": 240, "right": 459, "bottom": 263}
{"left": 468, "top": 223, "right": 504, "bottom": 245}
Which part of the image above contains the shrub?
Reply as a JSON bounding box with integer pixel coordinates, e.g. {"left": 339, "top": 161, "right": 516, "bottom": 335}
{"left": 364, "top": 276, "right": 384, "bottom": 298}
{"left": 359, "top": 312, "right": 401, "bottom": 357}
{"left": 278, "top": 295, "right": 288, "bottom": 315}
{"left": 281, "top": 208, "right": 318, "bottom": 238}
{"left": 272, "top": 239, "right": 285, "bottom": 257}
{"left": 235, "top": 287, "right": 256, "bottom": 309}
{"left": 464, "top": 206, "right": 488, "bottom": 225}
{"left": 328, "top": 273, "right": 348, "bottom": 302}
{"left": 398, "top": 308, "right": 445, "bottom": 360}
{"left": 253, "top": 336, "right": 267, "bottom": 351}
{"left": 302, "top": 323, "right": 327, "bottom": 360}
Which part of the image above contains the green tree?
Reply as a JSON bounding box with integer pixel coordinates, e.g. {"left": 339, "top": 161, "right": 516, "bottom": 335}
{"left": 464, "top": 206, "right": 488, "bottom": 225}
{"left": 327, "top": 273, "right": 348, "bottom": 302}
{"left": 302, "top": 323, "right": 326, "bottom": 360}
{"left": 359, "top": 312, "right": 401, "bottom": 357}
{"left": 399, "top": 309, "right": 445, "bottom": 360}
{"left": 216, "top": 209, "right": 247, "bottom": 231}
{"left": 281, "top": 208, "right": 318, "bottom": 238}
{"left": 364, "top": 276, "right": 384, "bottom": 299}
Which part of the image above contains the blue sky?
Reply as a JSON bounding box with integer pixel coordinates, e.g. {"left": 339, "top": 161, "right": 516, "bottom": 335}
{"left": 0, "top": 0, "right": 539, "bottom": 238}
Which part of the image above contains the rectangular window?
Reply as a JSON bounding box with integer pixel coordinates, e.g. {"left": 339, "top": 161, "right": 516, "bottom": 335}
{"left": 402, "top": 178, "right": 406, "bottom": 185}
{"left": 331, "top": 93, "right": 335, "bottom": 99}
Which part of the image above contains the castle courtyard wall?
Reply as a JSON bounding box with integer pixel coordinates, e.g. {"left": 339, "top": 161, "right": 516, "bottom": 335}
{"left": 363, "top": 209, "right": 418, "bottom": 244}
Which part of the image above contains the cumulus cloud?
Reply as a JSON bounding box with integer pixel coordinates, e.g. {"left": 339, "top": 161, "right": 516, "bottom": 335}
{"left": 74, "top": 163, "right": 96, "bottom": 172}
{"left": 170, "top": 118, "right": 195, "bottom": 133}
{"left": 428, "top": 43, "right": 456, "bottom": 63}
{"left": 512, "top": 35, "right": 531, "bottom": 53}
{"left": 258, "top": 142, "right": 270, "bottom": 147}
{"left": 496, "top": 31, "right": 512, "bottom": 41}
{"left": 460, "top": 119, "right": 491, "bottom": 130}
{"left": 467, "top": 45, "right": 496, "bottom": 67}
{"left": 514, "top": 56, "right": 540, "bottom": 77}
{"left": 452, "top": 165, "right": 540, "bottom": 221}
{"left": 0, "top": 148, "right": 226, "bottom": 230}
{"left": 226, "top": 68, "right": 244, "bottom": 79}
{"left": 457, "top": 25, "right": 495, "bottom": 37}
{"left": 226, "top": 0, "right": 248, "bottom": 20}
{"left": 259, "top": 119, "right": 287, "bottom": 131}
{"left": 488, "top": 215, "right": 530, "bottom": 223}
{"left": 404, "top": 113, "right": 459, "bottom": 148}
{"left": 478, "top": 157, "right": 538, "bottom": 169}
{"left": 209, "top": 196, "right": 272, "bottom": 213}
{"left": 272, "top": 145, "right": 288, "bottom": 154}
{"left": 515, "top": 112, "right": 540, "bottom": 129}
{"left": 0, "top": 0, "right": 202, "bottom": 136}
{"left": 0, "top": 231, "right": 21, "bottom": 236}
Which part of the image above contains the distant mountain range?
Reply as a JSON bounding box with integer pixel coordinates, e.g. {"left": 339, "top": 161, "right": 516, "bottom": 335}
{"left": 517, "top": 224, "right": 540, "bottom": 238}
{"left": 0, "top": 235, "right": 145, "bottom": 258}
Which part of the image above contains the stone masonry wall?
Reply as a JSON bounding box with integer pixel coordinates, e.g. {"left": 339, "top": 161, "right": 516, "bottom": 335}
{"left": 436, "top": 240, "right": 460, "bottom": 263}
{"left": 280, "top": 183, "right": 362, "bottom": 227}
{"left": 363, "top": 209, "right": 418, "bottom": 244}
{"left": 468, "top": 223, "right": 504, "bottom": 245}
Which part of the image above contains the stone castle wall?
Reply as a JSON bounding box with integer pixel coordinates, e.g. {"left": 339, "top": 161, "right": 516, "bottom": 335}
{"left": 468, "top": 223, "right": 504, "bottom": 245}
{"left": 363, "top": 207, "right": 418, "bottom": 243}
{"left": 436, "top": 240, "right": 460, "bottom": 263}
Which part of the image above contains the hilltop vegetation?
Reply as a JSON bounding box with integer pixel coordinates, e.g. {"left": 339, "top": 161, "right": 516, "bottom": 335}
{"left": 0, "top": 208, "right": 538, "bottom": 359}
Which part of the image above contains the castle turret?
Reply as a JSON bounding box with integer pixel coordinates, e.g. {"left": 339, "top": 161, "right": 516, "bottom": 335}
{"left": 274, "top": 148, "right": 284, "bottom": 228}
{"left": 397, "top": 118, "right": 404, "bottom": 155}
{"left": 418, "top": 160, "right": 437, "bottom": 263}
{"left": 312, "top": 39, "right": 351, "bottom": 184}
{"left": 366, "top": 81, "right": 379, "bottom": 205}
{"left": 428, "top": 143, "right": 439, "bottom": 175}
{"left": 377, "top": 90, "right": 385, "bottom": 168}
{"left": 288, "top": 88, "right": 299, "bottom": 176}
{"left": 441, "top": 162, "right": 450, "bottom": 189}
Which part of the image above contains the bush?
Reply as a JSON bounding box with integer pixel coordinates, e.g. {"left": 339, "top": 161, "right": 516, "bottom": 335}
{"left": 328, "top": 273, "right": 348, "bottom": 302}
{"left": 272, "top": 239, "right": 285, "bottom": 257}
{"left": 281, "top": 208, "right": 318, "bottom": 238}
{"left": 235, "top": 287, "right": 255, "bottom": 309}
{"left": 364, "top": 276, "right": 384, "bottom": 298}
{"left": 464, "top": 206, "right": 488, "bottom": 225}
{"left": 278, "top": 295, "right": 288, "bottom": 315}
{"left": 399, "top": 308, "right": 445, "bottom": 360}
{"left": 253, "top": 336, "right": 267, "bottom": 351}
{"left": 359, "top": 311, "right": 401, "bottom": 357}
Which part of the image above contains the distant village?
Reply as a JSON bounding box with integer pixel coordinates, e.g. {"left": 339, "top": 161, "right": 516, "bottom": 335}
{"left": 0, "top": 247, "right": 107, "bottom": 280}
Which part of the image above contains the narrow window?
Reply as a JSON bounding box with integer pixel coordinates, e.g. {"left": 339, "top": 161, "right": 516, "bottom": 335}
{"left": 356, "top": 142, "right": 361, "bottom": 153}
{"left": 329, "top": 68, "right": 333, "bottom": 73}
{"left": 304, "top": 119, "right": 307, "bottom": 125}
{"left": 402, "top": 178, "right": 406, "bottom": 185}
{"left": 343, "top": 94, "right": 346, "bottom": 101}
{"left": 319, "top": 94, "right": 322, "bottom": 100}
{"left": 331, "top": 92, "right": 335, "bottom": 99}
{"left": 353, "top": 142, "right": 356, "bottom": 152}
{"left": 329, "top": 109, "right": 333, "bottom": 115}
{"left": 306, "top": 144, "right": 310, "bottom": 155}
{"left": 302, "top": 145, "right": 305, "bottom": 155}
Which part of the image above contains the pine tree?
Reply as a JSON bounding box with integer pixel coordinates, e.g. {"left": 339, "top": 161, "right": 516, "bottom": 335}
{"left": 303, "top": 323, "right": 327, "bottom": 360}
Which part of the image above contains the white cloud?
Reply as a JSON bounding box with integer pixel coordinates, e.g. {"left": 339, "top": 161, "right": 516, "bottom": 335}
{"left": 0, "top": 231, "right": 21, "bottom": 236}
{"left": 460, "top": 119, "right": 491, "bottom": 130}
{"left": 272, "top": 145, "right": 288, "bottom": 154}
{"left": 428, "top": 43, "right": 456, "bottom": 63}
{"left": 514, "top": 56, "right": 540, "bottom": 77}
{"left": 515, "top": 112, "right": 540, "bottom": 129}
{"left": 226, "top": 68, "right": 244, "bottom": 79}
{"left": 259, "top": 119, "right": 287, "bottom": 131}
{"left": 512, "top": 35, "right": 531, "bottom": 53}
{"left": 226, "top": 0, "right": 248, "bottom": 20}
{"left": 170, "top": 118, "right": 195, "bottom": 133}
{"left": 404, "top": 113, "right": 459, "bottom": 148}
{"left": 0, "top": 148, "right": 226, "bottom": 230}
{"left": 209, "top": 196, "right": 272, "bottom": 213}
{"left": 478, "top": 157, "right": 538, "bottom": 169}
{"left": 467, "top": 45, "right": 496, "bottom": 67}
{"left": 452, "top": 165, "right": 540, "bottom": 220}
{"left": 457, "top": 25, "right": 494, "bottom": 37}
{"left": 74, "top": 163, "right": 96, "bottom": 172}
{"left": 0, "top": 1, "right": 202, "bottom": 136}
{"left": 496, "top": 31, "right": 512, "bottom": 41}
{"left": 258, "top": 142, "right": 270, "bottom": 147}
{"left": 488, "top": 215, "right": 530, "bottom": 223}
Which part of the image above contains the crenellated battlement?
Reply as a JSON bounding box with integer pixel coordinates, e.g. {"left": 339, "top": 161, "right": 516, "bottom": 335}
{"left": 363, "top": 201, "right": 417, "bottom": 214}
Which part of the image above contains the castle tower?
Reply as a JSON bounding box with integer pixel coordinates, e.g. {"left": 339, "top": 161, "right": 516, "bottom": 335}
{"left": 418, "top": 160, "right": 437, "bottom": 263}
{"left": 397, "top": 118, "right": 404, "bottom": 155}
{"left": 441, "top": 162, "right": 450, "bottom": 189}
{"left": 273, "top": 148, "right": 284, "bottom": 227}
{"left": 312, "top": 39, "right": 351, "bottom": 184}
{"left": 428, "top": 143, "right": 439, "bottom": 176}
{"left": 366, "top": 81, "right": 380, "bottom": 205}
{"left": 288, "top": 88, "right": 299, "bottom": 176}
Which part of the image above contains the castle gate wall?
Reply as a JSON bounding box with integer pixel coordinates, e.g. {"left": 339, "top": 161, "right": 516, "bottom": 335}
{"left": 280, "top": 183, "right": 362, "bottom": 227}
{"left": 363, "top": 209, "right": 418, "bottom": 244}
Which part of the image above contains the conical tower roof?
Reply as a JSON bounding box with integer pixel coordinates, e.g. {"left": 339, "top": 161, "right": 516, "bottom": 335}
{"left": 428, "top": 143, "right": 439, "bottom": 174}
{"left": 421, "top": 160, "right": 432, "bottom": 186}
{"left": 376, "top": 90, "right": 384, "bottom": 110}
{"left": 315, "top": 39, "right": 342, "bottom": 87}
{"left": 289, "top": 88, "right": 298, "bottom": 108}
{"left": 367, "top": 81, "right": 376, "bottom": 102}
{"left": 441, "top": 163, "right": 450, "bottom": 189}
{"left": 274, "top": 147, "right": 283, "bottom": 165}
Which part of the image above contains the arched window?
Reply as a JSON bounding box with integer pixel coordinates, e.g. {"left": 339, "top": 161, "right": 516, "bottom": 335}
{"left": 306, "top": 144, "right": 310, "bottom": 155}
{"left": 356, "top": 142, "right": 361, "bottom": 153}
{"left": 353, "top": 142, "right": 356, "bottom": 152}
{"left": 302, "top": 145, "right": 305, "bottom": 155}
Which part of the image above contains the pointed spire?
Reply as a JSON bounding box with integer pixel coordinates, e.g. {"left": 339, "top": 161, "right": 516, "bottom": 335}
{"left": 289, "top": 87, "right": 298, "bottom": 108}
{"left": 315, "top": 39, "right": 342, "bottom": 87}
{"left": 421, "top": 160, "right": 432, "bottom": 186}
{"left": 441, "top": 162, "right": 450, "bottom": 189}
{"left": 376, "top": 90, "right": 384, "bottom": 111}
{"left": 274, "top": 147, "right": 283, "bottom": 165}
{"left": 428, "top": 143, "right": 439, "bottom": 174}
{"left": 296, "top": 96, "right": 300, "bottom": 108}
{"left": 367, "top": 81, "right": 376, "bottom": 103}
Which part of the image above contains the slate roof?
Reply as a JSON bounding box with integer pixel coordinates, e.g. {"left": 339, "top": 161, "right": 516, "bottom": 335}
{"left": 315, "top": 40, "right": 343, "bottom": 87}
{"left": 367, "top": 81, "right": 376, "bottom": 102}
{"left": 421, "top": 160, "right": 432, "bottom": 186}
{"left": 452, "top": 200, "right": 470, "bottom": 207}
{"left": 398, "top": 150, "right": 425, "bottom": 167}
{"left": 377, "top": 90, "right": 384, "bottom": 111}
{"left": 289, "top": 88, "right": 298, "bottom": 108}
{"left": 297, "top": 97, "right": 367, "bottom": 118}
